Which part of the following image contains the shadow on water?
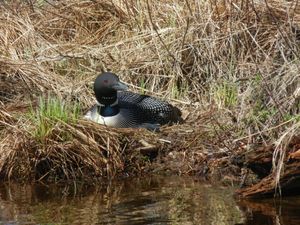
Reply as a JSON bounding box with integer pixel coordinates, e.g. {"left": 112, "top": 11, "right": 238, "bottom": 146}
{"left": 0, "top": 176, "right": 299, "bottom": 225}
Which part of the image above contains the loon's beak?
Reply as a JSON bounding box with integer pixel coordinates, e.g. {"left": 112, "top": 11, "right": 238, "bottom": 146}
{"left": 112, "top": 81, "right": 128, "bottom": 91}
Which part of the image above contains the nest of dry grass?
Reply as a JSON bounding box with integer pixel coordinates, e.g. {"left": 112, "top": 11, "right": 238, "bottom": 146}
{"left": 0, "top": 0, "right": 299, "bottom": 196}
{"left": 0, "top": 106, "right": 156, "bottom": 181}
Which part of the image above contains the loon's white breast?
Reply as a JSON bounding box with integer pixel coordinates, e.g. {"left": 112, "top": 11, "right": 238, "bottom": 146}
{"left": 84, "top": 105, "right": 135, "bottom": 128}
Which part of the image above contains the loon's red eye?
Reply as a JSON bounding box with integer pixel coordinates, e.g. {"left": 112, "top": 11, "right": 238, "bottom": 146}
{"left": 104, "top": 80, "right": 108, "bottom": 84}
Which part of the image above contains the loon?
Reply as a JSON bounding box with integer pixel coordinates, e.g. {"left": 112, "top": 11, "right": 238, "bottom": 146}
{"left": 84, "top": 72, "right": 182, "bottom": 130}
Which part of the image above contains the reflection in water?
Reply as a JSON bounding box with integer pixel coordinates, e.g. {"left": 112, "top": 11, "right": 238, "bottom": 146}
{"left": 237, "top": 196, "right": 300, "bottom": 225}
{"left": 0, "top": 176, "right": 244, "bottom": 225}
{"left": 0, "top": 176, "right": 299, "bottom": 225}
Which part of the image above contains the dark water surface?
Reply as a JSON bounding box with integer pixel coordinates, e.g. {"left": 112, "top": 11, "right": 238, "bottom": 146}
{"left": 0, "top": 176, "right": 299, "bottom": 225}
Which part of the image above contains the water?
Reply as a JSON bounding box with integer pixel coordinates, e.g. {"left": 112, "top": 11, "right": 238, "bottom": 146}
{"left": 0, "top": 176, "right": 299, "bottom": 225}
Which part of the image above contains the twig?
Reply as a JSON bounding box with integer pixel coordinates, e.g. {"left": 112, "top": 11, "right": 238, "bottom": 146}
{"left": 146, "top": 0, "right": 178, "bottom": 64}
{"left": 233, "top": 118, "right": 295, "bottom": 142}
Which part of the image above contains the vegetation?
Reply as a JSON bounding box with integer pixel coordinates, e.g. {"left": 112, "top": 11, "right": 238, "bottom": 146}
{"left": 28, "top": 96, "right": 81, "bottom": 142}
{"left": 0, "top": 0, "right": 299, "bottom": 197}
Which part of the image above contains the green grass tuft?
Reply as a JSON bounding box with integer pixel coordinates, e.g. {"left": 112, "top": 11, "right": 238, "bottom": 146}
{"left": 212, "top": 81, "right": 238, "bottom": 108}
{"left": 28, "top": 96, "right": 81, "bottom": 142}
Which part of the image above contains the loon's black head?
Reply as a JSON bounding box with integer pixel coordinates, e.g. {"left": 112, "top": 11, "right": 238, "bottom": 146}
{"left": 94, "top": 72, "right": 128, "bottom": 105}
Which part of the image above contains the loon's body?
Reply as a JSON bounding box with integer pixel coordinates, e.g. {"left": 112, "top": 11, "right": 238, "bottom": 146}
{"left": 85, "top": 72, "right": 182, "bottom": 130}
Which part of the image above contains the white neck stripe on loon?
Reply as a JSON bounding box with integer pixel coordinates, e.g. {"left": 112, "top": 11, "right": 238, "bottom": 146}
{"left": 97, "top": 99, "right": 118, "bottom": 107}
{"left": 101, "top": 96, "right": 115, "bottom": 100}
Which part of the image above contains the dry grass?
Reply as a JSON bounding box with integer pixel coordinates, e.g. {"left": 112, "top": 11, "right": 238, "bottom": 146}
{"left": 0, "top": 0, "right": 299, "bottom": 195}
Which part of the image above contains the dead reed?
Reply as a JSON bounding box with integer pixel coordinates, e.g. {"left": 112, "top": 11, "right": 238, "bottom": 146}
{"left": 0, "top": 0, "right": 299, "bottom": 196}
